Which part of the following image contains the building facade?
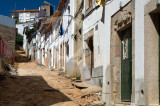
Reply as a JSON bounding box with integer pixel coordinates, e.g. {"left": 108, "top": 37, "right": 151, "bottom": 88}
{"left": 0, "top": 15, "right": 16, "bottom": 54}
{"left": 24, "top": 0, "right": 160, "bottom": 105}
{"left": 0, "top": 15, "right": 16, "bottom": 74}
{"left": 40, "top": 1, "right": 54, "bottom": 17}
{"left": 11, "top": 9, "right": 39, "bottom": 23}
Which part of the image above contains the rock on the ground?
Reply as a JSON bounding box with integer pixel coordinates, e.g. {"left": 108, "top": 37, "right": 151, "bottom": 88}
{"left": 51, "top": 101, "right": 78, "bottom": 106}
{"left": 64, "top": 74, "right": 70, "bottom": 78}
{"left": 72, "top": 82, "right": 89, "bottom": 89}
{"left": 71, "top": 78, "right": 76, "bottom": 81}
{"left": 81, "top": 86, "right": 102, "bottom": 94}
{"left": 93, "top": 101, "right": 105, "bottom": 106}
{"left": 0, "top": 50, "right": 100, "bottom": 106}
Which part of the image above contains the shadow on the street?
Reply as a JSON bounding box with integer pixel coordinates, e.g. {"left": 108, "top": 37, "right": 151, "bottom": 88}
{"left": 15, "top": 50, "right": 30, "bottom": 63}
{"left": 0, "top": 75, "right": 71, "bottom": 106}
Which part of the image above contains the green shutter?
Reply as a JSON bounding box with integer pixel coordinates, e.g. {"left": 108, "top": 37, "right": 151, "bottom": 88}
{"left": 121, "top": 27, "right": 132, "bottom": 102}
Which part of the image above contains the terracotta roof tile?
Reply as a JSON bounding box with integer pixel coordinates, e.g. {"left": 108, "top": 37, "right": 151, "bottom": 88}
{"left": 11, "top": 9, "right": 39, "bottom": 13}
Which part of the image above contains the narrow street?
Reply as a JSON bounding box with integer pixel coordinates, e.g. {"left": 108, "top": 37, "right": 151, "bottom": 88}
{"left": 0, "top": 50, "right": 100, "bottom": 106}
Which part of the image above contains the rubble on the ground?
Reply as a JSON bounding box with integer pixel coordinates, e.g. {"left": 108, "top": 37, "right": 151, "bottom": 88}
{"left": 81, "top": 86, "right": 102, "bottom": 94}
{"left": 93, "top": 101, "right": 105, "bottom": 106}
{"left": 0, "top": 50, "right": 102, "bottom": 106}
{"left": 72, "top": 82, "right": 89, "bottom": 89}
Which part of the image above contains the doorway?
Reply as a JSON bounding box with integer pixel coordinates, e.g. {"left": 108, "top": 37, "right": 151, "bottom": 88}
{"left": 88, "top": 36, "right": 94, "bottom": 76}
{"left": 121, "top": 27, "right": 132, "bottom": 102}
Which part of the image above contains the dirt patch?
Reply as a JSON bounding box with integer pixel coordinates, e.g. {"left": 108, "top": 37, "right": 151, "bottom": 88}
{"left": 0, "top": 50, "right": 100, "bottom": 106}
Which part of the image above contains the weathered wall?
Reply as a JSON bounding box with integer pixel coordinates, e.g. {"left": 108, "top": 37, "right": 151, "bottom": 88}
{"left": 111, "top": 2, "right": 133, "bottom": 105}
{"left": 82, "top": 0, "right": 104, "bottom": 86}
{"left": 144, "top": 1, "right": 160, "bottom": 104}
{"left": 41, "top": 4, "right": 53, "bottom": 17}
{"left": 0, "top": 55, "right": 3, "bottom": 74}
{"left": 103, "top": 0, "right": 157, "bottom": 105}
{"left": 73, "top": 0, "right": 83, "bottom": 77}
{"left": 62, "top": 0, "right": 75, "bottom": 76}
{"left": 134, "top": 0, "right": 146, "bottom": 105}
{"left": 144, "top": 13, "right": 159, "bottom": 106}
{"left": 0, "top": 24, "right": 16, "bottom": 54}
{"left": 102, "top": 0, "right": 132, "bottom": 105}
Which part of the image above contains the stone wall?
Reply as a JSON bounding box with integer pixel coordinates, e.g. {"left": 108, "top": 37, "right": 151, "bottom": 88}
{"left": 144, "top": 2, "right": 160, "bottom": 105}
{"left": 111, "top": 1, "right": 134, "bottom": 105}
{"left": 83, "top": 66, "right": 103, "bottom": 87}
{"left": 41, "top": 4, "right": 53, "bottom": 17}
{"left": 0, "top": 24, "right": 16, "bottom": 54}
{"left": 73, "top": 0, "right": 83, "bottom": 77}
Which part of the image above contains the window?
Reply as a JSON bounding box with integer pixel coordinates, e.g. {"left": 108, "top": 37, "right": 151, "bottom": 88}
{"left": 26, "top": 13, "right": 29, "bottom": 17}
{"left": 68, "top": 6, "right": 70, "bottom": 14}
{"left": 66, "top": 42, "right": 69, "bottom": 57}
{"left": 35, "top": 13, "right": 38, "bottom": 17}
{"left": 30, "top": 13, "right": 35, "bottom": 16}
{"left": 20, "top": 19, "right": 22, "bottom": 22}
{"left": 26, "top": 19, "right": 29, "bottom": 22}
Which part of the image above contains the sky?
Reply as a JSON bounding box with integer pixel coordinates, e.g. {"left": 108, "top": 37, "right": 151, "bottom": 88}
{"left": 0, "top": 0, "right": 59, "bottom": 16}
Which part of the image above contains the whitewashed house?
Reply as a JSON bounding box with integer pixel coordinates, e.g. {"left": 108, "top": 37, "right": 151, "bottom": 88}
{"left": 33, "top": 0, "right": 160, "bottom": 105}
{"left": 102, "top": 0, "right": 159, "bottom": 106}
{"left": 11, "top": 9, "right": 39, "bottom": 23}
{"left": 82, "top": 0, "right": 104, "bottom": 86}
{"left": 44, "top": 0, "right": 76, "bottom": 74}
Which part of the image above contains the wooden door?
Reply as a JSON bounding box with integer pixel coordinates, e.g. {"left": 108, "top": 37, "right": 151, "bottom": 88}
{"left": 88, "top": 36, "right": 94, "bottom": 76}
{"left": 121, "top": 27, "right": 132, "bottom": 102}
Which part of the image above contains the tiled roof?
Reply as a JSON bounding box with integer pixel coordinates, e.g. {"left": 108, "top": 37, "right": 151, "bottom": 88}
{"left": 44, "top": 11, "right": 61, "bottom": 34}
{"left": 43, "top": 0, "right": 68, "bottom": 34}
{"left": 58, "top": 0, "right": 67, "bottom": 11}
{"left": 11, "top": 9, "right": 39, "bottom": 13}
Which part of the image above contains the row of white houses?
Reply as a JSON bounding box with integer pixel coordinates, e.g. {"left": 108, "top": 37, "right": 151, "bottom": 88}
{"left": 23, "top": 0, "right": 160, "bottom": 105}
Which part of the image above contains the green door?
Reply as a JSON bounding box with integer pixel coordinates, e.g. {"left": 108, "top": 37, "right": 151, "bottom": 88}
{"left": 159, "top": 31, "right": 160, "bottom": 103}
{"left": 121, "top": 27, "right": 132, "bottom": 102}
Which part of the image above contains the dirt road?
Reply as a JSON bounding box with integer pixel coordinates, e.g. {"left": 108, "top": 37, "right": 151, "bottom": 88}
{"left": 0, "top": 50, "right": 99, "bottom": 106}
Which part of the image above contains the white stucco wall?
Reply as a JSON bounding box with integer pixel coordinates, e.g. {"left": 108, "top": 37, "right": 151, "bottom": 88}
{"left": 16, "top": 23, "right": 34, "bottom": 36}
{"left": 16, "top": 24, "right": 25, "bottom": 36}
{"left": 134, "top": 0, "right": 146, "bottom": 105}
{"left": 83, "top": 5, "right": 104, "bottom": 68}
{"left": 16, "top": 23, "right": 34, "bottom": 52}
{"left": 63, "top": 0, "right": 75, "bottom": 61}
{"left": 102, "top": 0, "right": 131, "bottom": 105}
{"left": 19, "top": 12, "right": 38, "bottom": 23}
